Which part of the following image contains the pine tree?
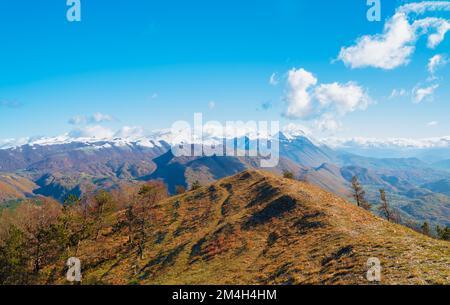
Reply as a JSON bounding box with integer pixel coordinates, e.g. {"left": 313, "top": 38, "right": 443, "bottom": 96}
{"left": 283, "top": 171, "right": 295, "bottom": 179}
{"left": 351, "top": 176, "right": 371, "bottom": 210}
{"left": 191, "top": 180, "right": 202, "bottom": 191}
{"left": 0, "top": 225, "right": 29, "bottom": 284}
{"left": 59, "top": 194, "right": 81, "bottom": 257}
{"left": 92, "top": 190, "right": 115, "bottom": 240}
{"left": 436, "top": 225, "right": 450, "bottom": 241}
{"left": 64, "top": 194, "right": 80, "bottom": 207}
{"left": 421, "top": 222, "right": 431, "bottom": 236}
{"left": 71, "top": 196, "right": 95, "bottom": 256}
{"left": 378, "top": 189, "right": 392, "bottom": 221}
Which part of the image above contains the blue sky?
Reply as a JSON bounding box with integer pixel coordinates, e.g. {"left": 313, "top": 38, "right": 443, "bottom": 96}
{"left": 0, "top": 0, "right": 449, "bottom": 141}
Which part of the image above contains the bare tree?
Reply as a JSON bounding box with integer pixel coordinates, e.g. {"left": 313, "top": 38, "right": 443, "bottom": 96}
{"left": 14, "top": 198, "right": 62, "bottom": 277}
{"left": 175, "top": 185, "right": 186, "bottom": 195}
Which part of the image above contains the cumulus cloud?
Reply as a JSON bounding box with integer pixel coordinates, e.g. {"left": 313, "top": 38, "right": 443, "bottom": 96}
{"left": 427, "top": 120, "right": 439, "bottom": 126}
{"left": 68, "top": 125, "right": 114, "bottom": 139}
{"left": 338, "top": 1, "right": 450, "bottom": 70}
{"left": 284, "top": 68, "right": 318, "bottom": 119}
{"left": 339, "top": 14, "right": 415, "bottom": 69}
{"left": 314, "top": 82, "right": 371, "bottom": 115}
{"left": 428, "top": 54, "right": 448, "bottom": 74}
{"left": 68, "top": 112, "right": 114, "bottom": 125}
{"left": 413, "top": 84, "right": 439, "bottom": 103}
{"left": 283, "top": 68, "right": 371, "bottom": 132}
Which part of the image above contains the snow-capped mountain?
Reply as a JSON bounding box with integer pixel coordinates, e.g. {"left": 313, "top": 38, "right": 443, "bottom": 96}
{"left": 3, "top": 125, "right": 449, "bottom": 160}
{"left": 1, "top": 126, "right": 450, "bottom": 227}
{"left": 0, "top": 131, "right": 169, "bottom": 150}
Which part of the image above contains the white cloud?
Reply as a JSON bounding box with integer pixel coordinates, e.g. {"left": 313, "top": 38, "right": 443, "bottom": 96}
{"left": 68, "top": 113, "right": 114, "bottom": 125}
{"left": 68, "top": 115, "right": 86, "bottom": 125}
{"left": 0, "top": 138, "right": 30, "bottom": 149}
{"left": 89, "top": 112, "right": 113, "bottom": 123}
{"left": 208, "top": 101, "right": 216, "bottom": 110}
{"left": 269, "top": 73, "right": 279, "bottom": 86}
{"left": 428, "top": 54, "right": 448, "bottom": 74}
{"left": 338, "top": 14, "right": 415, "bottom": 69}
{"left": 114, "top": 126, "right": 146, "bottom": 139}
{"left": 338, "top": 2, "right": 450, "bottom": 70}
{"left": 427, "top": 120, "right": 439, "bottom": 126}
{"left": 314, "top": 82, "right": 371, "bottom": 115}
{"left": 413, "top": 17, "right": 450, "bottom": 48}
{"left": 314, "top": 114, "right": 342, "bottom": 133}
{"left": 284, "top": 68, "right": 318, "bottom": 119}
{"left": 413, "top": 84, "right": 439, "bottom": 103}
{"left": 389, "top": 88, "right": 408, "bottom": 99}
{"left": 397, "top": 1, "right": 450, "bottom": 15}
{"left": 283, "top": 68, "right": 372, "bottom": 132}
{"left": 68, "top": 125, "right": 114, "bottom": 139}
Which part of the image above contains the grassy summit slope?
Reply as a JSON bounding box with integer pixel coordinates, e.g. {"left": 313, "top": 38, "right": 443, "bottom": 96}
{"left": 77, "top": 170, "right": 449, "bottom": 285}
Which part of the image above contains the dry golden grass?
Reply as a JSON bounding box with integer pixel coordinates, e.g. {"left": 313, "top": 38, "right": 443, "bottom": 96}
{"left": 59, "top": 170, "right": 449, "bottom": 285}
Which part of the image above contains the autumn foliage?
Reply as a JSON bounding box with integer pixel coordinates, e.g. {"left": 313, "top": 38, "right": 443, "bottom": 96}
{"left": 0, "top": 181, "right": 168, "bottom": 284}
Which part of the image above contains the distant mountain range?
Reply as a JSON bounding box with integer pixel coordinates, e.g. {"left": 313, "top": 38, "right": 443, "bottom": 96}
{"left": 324, "top": 136, "right": 450, "bottom": 162}
{"left": 0, "top": 131, "right": 449, "bottom": 227}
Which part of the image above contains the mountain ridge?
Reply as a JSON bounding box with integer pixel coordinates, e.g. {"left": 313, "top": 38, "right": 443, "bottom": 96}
{"left": 1, "top": 133, "right": 450, "bottom": 228}
{"left": 58, "top": 170, "right": 450, "bottom": 285}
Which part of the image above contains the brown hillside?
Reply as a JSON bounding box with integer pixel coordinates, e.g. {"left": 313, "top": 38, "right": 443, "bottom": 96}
{"left": 0, "top": 174, "right": 37, "bottom": 202}
{"left": 67, "top": 170, "right": 449, "bottom": 285}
